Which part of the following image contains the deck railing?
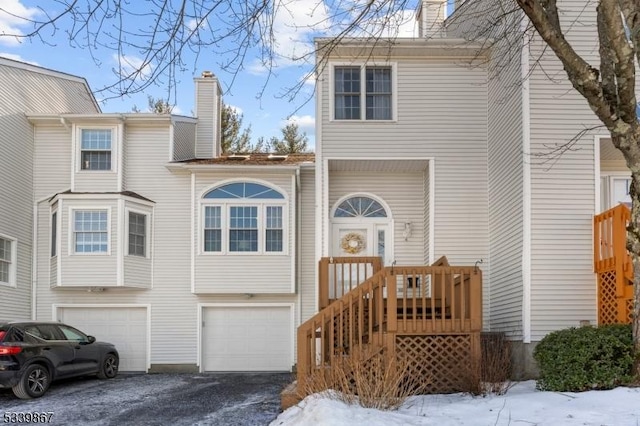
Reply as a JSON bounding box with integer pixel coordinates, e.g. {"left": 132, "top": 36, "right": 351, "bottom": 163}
{"left": 297, "top": 264, "right": 482, "bottom": 386}
{"left": 594, "top": 204, "right": 631, "bottom": 279}
{"left": 593, "top": 204, "right": 634, "bottom": 324}
{"left": 318, "top": 256, "right": 382, "bottom": 310}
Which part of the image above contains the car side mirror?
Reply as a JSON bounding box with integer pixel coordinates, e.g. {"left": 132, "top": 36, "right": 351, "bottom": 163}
{"left": 87, "top": 335, "right": 96, "bottom": 344}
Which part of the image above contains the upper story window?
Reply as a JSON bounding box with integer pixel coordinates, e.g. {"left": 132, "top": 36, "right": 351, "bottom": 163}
{"left": 334, "top": 65, "right": 393, "bottom": 121}
{"left": 0, "top": 236, "right": 16, "bottom": 287}
{"left": 74, "top": 210, "right": 108, "bottom": 254}
{"left": 128, "top": 211, "right": 147, "bottom": 257}
{"left": 202, "top": 182, "right": 286, "bottom": 254}
{"left": 81, "top": 129, "right": 112, "bottom": 171}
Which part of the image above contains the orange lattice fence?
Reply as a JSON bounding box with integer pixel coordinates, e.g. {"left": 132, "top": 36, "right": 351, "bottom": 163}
{"left": 594, "top": 205, "right": 634, "bottom": 325}
{"left": 395, "top": 333, "right": 478, "bottom": 393}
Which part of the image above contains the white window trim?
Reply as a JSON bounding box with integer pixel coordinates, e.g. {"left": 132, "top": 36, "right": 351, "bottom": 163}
{"left": 68, "top": 206, "right": 112, "bottom": 256}
{"left": 0, "top": 234, "right": 17, "bottom": 288}
{"left": 125, "top": 207, "right": 152, "bottom": 259}
{"left": 199, "top": 200, "right": 288, "bottom": 256}
{"left": 73, "top": 124, "right": 119, "bottom": 174}
{"left": 329, "top": 61, "right": 398, "bottom": 122}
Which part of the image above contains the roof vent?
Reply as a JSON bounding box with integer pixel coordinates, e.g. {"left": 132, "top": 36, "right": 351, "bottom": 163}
{"left": 268, "top": 154, "right": 289, "bottom": 161}
{"left": 227, "top": 153, "right": 250, "bottom": 160}
{"left": 201, "top": 70, "right": 214, "bottom": 78}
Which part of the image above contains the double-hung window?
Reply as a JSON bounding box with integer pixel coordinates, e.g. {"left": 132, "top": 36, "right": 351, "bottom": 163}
{"left": 334, "top": 65, "right": 393, "bottom": 120}
{"left": 81, "top": 129, "right": 112, "bottom": 171}
{"left": 74, "top": 210, "right": 108, "bottom": 253}
{"left": 202, "top": 182, "right": 286, "bottom": 254}
{"left": 0, "top": 236, "right": 15, "bottom": 286}
{"left": 128, "top": 212, "right": 147, "bottom": 257}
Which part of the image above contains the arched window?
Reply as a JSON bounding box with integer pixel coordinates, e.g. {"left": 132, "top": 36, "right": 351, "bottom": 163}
{"left": 334, "top": 196, "right": 387, "bottom": 218}
{"left": 202, "top": 182, "right": 286, "bottom": 254}
{"left": 203, "top": 182, "right": 284, "bottom": 199}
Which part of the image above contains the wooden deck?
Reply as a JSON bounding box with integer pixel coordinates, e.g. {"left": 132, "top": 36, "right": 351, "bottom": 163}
{"left": 294, "top": 257, "right": 482, "bottom": 403}
{"left": 594, "top": 204, "right": 634, "bottom": 324}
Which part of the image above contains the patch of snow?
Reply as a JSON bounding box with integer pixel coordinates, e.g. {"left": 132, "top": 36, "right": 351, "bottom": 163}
{"left": 271, "top": 381, "right": 640, "bottom": 426}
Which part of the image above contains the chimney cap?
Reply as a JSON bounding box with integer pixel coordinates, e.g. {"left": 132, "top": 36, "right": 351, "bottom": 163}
{"left": 201, "top": 70, "right": 214, "bottom": 78}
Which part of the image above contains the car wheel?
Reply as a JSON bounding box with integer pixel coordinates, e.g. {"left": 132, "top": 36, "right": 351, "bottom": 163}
{"left": 97, "top": 353, "right": 118, "bottom": 379}
{"left": 12, "top": 364, "right": 50, "bottom": 399}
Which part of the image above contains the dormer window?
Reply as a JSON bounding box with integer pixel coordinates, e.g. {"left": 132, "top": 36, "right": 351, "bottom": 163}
{"left": 81, "top": 129, "right": 112, "bottom": 171}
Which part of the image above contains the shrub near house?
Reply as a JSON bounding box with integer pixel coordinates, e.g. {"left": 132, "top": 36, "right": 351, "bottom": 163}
{"left": 534, "top": 324, "right": 634, "bottom": 392}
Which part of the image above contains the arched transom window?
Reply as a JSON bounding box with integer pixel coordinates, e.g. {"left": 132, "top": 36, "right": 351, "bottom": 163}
{"left": 334, "top": 196, "right": 387, "bottom": 218}
{"left": 202, "top": 182, "right": 286, "bottom": 253}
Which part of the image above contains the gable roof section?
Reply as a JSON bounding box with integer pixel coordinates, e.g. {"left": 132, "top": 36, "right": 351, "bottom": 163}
{"left": 0, "top": 56, "right": 100, "bottom": 113}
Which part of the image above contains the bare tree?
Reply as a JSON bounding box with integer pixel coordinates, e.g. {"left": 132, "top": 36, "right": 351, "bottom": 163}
{"left": 0, "top": 0, "right": 416, "bottom": 102}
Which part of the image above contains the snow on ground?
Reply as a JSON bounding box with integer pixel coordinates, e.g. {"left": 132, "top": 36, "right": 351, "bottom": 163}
{"left": 271, "top": 381, "right": 640, "bottom": 426}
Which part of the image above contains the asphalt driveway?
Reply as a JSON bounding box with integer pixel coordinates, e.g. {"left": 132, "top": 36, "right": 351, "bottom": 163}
{"left": 0, "top": 372, "right": 292, "bottom": 426}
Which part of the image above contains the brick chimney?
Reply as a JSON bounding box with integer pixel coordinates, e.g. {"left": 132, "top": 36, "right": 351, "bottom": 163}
{"left": 416, "top": 0, "right": 447, "bottom": 38}
{"left": 194, "top": 70, "right": 222, "bottom": 158}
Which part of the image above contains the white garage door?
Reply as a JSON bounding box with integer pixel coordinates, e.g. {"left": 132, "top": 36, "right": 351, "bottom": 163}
{"left": 57, "top": 307, "right": 148, "bottom": 372}
{"left": 203, "top": 306, "right": 292, "bottom": 372}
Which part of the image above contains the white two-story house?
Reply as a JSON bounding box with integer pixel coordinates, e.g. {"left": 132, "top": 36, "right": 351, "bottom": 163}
{"left": 1, "top": 0, "right": 630, "bottom": 378}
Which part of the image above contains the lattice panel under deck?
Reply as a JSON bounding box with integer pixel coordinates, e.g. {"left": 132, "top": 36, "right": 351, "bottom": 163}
{"left": 598, "top": 271, "right": 618, "bottom": 325}
{"left": 627, "top": 299, "right": 634, "bottom": 324}
{"left": 396, "top": 334, "right": 472, "bottom": 393}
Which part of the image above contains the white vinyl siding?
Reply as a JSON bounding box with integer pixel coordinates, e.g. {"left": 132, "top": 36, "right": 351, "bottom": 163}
{"left": 195, "top": 77, "right": 221, "bottom": 158}
{"left": 329, "top": 172, "right": 425, "bottom": 266}
{"left": 173, "top": 120, "right": 196, "bottom": 161}
{"left": 320, "top": 58, "right": 490, "bottom": 314}
{"left": 484, "top": 19, "right": 526, "bottom": 339}
{"left": 299, "top": 168, "right": 317, "bottom": 321}
{"left": 528, "top": 4, "right": 601, "bottom": 340}
{"left": 1, "top": 59, "right": 97, "bottom": 320}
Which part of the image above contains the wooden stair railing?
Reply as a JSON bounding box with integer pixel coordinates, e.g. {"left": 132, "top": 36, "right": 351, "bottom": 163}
{"left": 594, "top": 204, "right": 634, "bottom": 324}
{"left": 318, "top": 256, "right": 383, "bottom": 310}
{"left": 297, "top": 263, "right": 483, "bottom": 389}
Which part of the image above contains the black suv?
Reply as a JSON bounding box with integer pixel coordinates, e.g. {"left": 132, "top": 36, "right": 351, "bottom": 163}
{"left": 0, "top": 321, "right": 119, "bottom": 399}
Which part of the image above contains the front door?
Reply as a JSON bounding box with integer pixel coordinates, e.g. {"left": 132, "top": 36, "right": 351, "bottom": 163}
{"left": 329, "top": 195, "right": 392, "bottom": 298}
{"left": 331, "top": 223, "right": 390, "bottom": 265}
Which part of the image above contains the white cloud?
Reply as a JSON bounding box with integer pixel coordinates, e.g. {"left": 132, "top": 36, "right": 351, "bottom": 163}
{"left": 112, "top": 53, "right": 152, "bottom": 80}
{"left": 0, "top": 52, "right": 38, "bottom": 65}
{"left": 171, "top": 105, "right": 183, "bottom": 115}
{"left": 284, "top": 114, "right": 315, "bottom": 134}
{"left": 0, "top": 0, "right": 40, "bottom": 46}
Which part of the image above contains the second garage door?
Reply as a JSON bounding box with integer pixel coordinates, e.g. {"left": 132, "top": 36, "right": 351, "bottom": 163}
{"left": 56, "top": 306, "right": 148, "bottom": 372}
{"left": 202, "top": 305, "right": 292, "bottom": 372}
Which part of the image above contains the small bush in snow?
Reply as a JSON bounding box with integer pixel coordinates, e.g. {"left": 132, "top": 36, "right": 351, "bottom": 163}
{"left": 534, "top": 324, "right": 633, "bottom": 392}
{"left": 297, "top": 346, "right": 431, "bottom": 410}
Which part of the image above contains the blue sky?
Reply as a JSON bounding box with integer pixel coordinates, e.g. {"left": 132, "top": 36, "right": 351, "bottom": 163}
{"left": 0, "top": 0, "right": 443, "bottom": 150}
